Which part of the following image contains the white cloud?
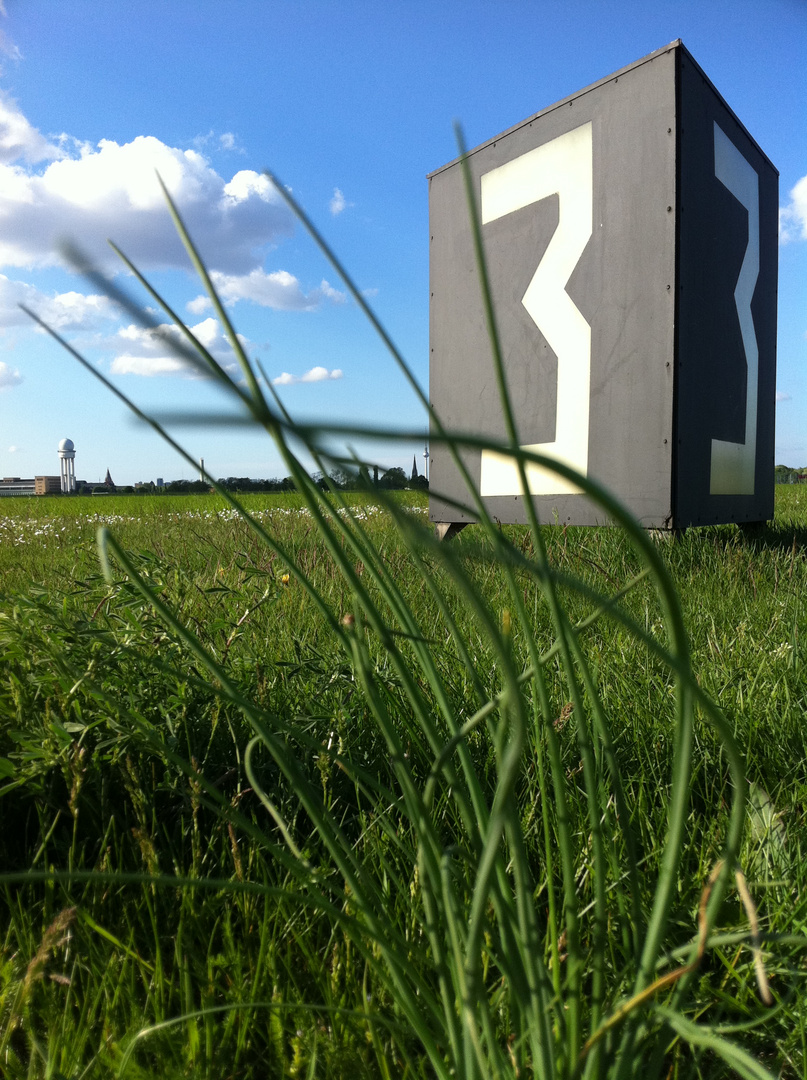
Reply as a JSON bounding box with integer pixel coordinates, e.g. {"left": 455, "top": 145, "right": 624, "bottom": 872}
{"left": 0, "top": 30, "right": 21, "bottom": 63}
{"left": 110, "top": 316, "right": 247, "bottom": 378}
{"left": 0, "top": 359, "right": 22, "bottom": 389}
{"left": 0, "top": 99, "right": 342, "bottom": 372}
{"left": 193, "top": 130, "right": 243, "bottom": 155}
{"left": 0, "top": 131, "right": 294, "bottom": 272}
{"left": 0, "top": 273, "right": 113, "bottom": 329}
{"left": 273, "top": 366, "right": 343, "bottom": 386}
{"left": 110, "top": 354, "right": 192, "bottom": 377}
{"left": 33, "top": 289, "right": 112, "bottom": 329}
{"left": 187, "top": 294, "right": 212, "bottom": 314}
{"left": 776, "top": 391, "right": 792, "bottom": 402}
{"left": 329, "top": 187, "right": 347, "bottom": 215}
{"left": 0, "top": 92, "right": 64, "bottom": 164}
{"left": 318, "top": 279, "right": 346, "bottom": 303}
{"left": 221, "top": 169, "right": 275, "bottom": 203}
{"left": 780, "top": 174, "right": 807, "bottom": 243}
{"left": 210, "top": 268, "right": 345, "bottom": 310}
{"left": 7, "top": 444, "right": 19, "bottom": 452}
{"left": 303, "top": 365, "right": 342, "bottom": 382}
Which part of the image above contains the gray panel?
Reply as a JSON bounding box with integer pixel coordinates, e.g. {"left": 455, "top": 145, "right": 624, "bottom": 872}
{"left": 429, "top": 45, "right": 677, "bottom": 527}
{"left": 674, "top": 47, "right": 778, "bottom": 527}
{"left": 429, "top": 41, "right": 778, "bottom": 531}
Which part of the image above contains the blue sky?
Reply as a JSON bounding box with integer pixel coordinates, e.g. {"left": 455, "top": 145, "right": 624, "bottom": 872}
{"left": 0, "top": 0, "right": 804, "bottom": 485}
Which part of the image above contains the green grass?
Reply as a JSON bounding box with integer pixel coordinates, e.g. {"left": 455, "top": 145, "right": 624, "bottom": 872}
{"left": 0, "top": 491, "right": 425, "bottom": 593}
{"left": 2, "top": 167, "right": 806, "bottom": 1078}
{"left": 2, "top": 491, "right": 806, "bottom": 1078}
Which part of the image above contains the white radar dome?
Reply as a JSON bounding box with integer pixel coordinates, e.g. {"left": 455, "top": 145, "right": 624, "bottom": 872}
{"left": 58, "top": 438, "right": 75, "bottom": 452}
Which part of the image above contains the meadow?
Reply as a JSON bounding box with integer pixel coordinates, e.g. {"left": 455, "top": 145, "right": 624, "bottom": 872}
{"left": 3, "top": 173, "right": 807, "bottom": 1079}
{"left": 1, "top": 486, "right": 806, "bottom": 1078}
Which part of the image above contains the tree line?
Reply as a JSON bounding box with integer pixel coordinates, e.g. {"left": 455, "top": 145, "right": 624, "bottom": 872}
{"left": 123, "top": 467, "right": 428, "bottom": 495}
{"left": 775, "top": 465, "right": 807, "bottom": 484}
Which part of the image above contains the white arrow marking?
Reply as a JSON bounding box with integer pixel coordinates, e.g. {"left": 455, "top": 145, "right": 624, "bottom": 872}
{"left": 710, "top": 121, "right": 760, "bottom": 496}
{"left": 480, "top": 122, "right": 593, "bottom": 497}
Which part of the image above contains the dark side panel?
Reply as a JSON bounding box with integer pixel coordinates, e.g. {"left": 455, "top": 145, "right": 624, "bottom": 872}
{"left": 674, "top": 47, "right": 778, "bottom": 526}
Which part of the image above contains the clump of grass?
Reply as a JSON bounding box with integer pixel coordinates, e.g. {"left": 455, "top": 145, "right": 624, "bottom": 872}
{"left": 3, "top": 143, "right": 805, "bottom": 1078}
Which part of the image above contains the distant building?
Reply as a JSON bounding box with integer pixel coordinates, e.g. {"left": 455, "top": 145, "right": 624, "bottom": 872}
{"left": 0, "top": 477, "right": 35, "bottom": 497}
{"left": 0, "top": 475, "right": 62, "bottom": 497}
{"left": 58, "top": 438, "right": 76, "bottom": 494}
{"left": 35, "top": 476, "right": 62, "bottom": 495}
{"left": 104, "top": 468, "right": 116, "bottom": 491}
{"left": 0, "top": 439, "right": 84, "bottom": 496}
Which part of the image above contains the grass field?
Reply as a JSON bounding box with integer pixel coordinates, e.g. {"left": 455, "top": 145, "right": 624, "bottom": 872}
{"left": 1, "top": 486, "right": 806, "bottom": 1078}
{"left": 4, "top": 172, "right": 806, "bottom": 1078}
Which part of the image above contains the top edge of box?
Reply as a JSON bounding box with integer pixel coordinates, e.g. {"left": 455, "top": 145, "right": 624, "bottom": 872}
{"left": 676, "top": 44, "right": 778, "bottom": 173}
{"left": 428, "top": 39, "right": 777, "bottom": 180}
{"left": 427, "top": 40, "right": 682, "bottom": 180}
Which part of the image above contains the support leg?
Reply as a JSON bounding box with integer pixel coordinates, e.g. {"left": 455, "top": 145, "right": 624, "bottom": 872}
{"left": 434, "top": 522, "right": 469, "bottom": 542}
